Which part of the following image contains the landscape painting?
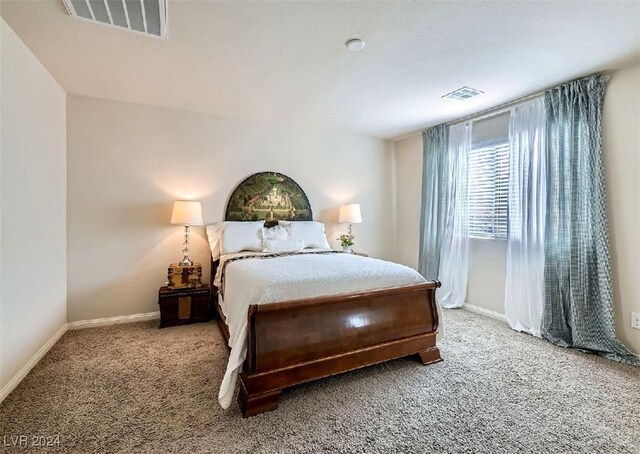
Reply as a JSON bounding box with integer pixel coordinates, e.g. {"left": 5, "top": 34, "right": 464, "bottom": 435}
{"left": 225, "top": 172, "right": 313, "bottom": 221}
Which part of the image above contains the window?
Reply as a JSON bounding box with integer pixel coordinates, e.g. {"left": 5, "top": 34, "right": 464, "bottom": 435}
{"left": 468, "top": 141, "right": 509, "bottom": 239}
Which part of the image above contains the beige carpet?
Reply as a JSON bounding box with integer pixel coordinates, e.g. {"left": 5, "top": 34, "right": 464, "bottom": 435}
{"left": 1, "top": 309, "right": 638, "bottom": 453}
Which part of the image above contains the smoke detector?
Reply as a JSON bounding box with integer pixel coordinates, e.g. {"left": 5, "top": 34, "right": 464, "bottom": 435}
{"left": 61, "top": 0, "right": 168, "bottom": 40}
{"left": 442, "top": 86, "right": 484, "bottom": 101}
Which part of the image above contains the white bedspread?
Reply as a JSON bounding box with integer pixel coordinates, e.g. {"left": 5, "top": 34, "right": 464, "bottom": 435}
{"left": 216, "top": 251, "right": 442, "bottom": 409}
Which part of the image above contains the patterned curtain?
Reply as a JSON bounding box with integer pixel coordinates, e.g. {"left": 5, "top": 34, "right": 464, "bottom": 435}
{"left": 542, "top": 74, "right": 639, "bottom": 365}
{"left": 436, "top": 123, "right": 470, "bottom": 308}
{"left": 419, "top": 125, "right": 449, "bottom": 280}
{"left": 419, "top": 123, "right": 470, "bottom": 309}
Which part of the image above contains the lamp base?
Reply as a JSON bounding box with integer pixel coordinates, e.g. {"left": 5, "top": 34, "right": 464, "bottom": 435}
{"left": 178, "top": 259, "right": 194, "bottom": 266}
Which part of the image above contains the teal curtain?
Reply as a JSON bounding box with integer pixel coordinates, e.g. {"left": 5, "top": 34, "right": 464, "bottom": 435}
{"left": 542, "top": 74, "right": 639, "bottom": 365}
{"left": 419, "top": 125, "right": 449, "bottom": 280}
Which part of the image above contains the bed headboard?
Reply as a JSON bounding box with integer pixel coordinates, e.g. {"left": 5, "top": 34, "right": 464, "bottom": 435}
{"left": 224, "top": 171, "right": 312, "bottom": 222}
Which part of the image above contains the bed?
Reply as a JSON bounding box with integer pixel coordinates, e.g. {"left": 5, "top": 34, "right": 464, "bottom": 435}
{"left": 209, "top": 172, "right": 442, "bottom": 417}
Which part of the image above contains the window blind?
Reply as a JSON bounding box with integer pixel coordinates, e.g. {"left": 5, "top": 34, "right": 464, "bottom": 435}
{"left": 468, "top": 142, "right": 509, "bottom": 239}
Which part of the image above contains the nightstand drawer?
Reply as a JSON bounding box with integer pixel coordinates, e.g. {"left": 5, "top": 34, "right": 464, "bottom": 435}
{"left": 158, "top": 285, "right": 210, "bottom": 328}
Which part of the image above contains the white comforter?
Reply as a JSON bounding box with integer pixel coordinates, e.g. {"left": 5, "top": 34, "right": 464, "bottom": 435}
{"left": 216, "top": 251, "right": 441, "bottom": 409}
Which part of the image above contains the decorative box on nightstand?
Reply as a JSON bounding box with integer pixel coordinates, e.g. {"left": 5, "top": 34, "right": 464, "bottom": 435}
{"left": 158, "top": 284, "right": 211, "bottom": 328}
{"left": 167, "top": 263, "right": 203, "bottom": 289}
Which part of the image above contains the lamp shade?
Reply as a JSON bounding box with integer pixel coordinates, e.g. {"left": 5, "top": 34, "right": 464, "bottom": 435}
{"left": 339, "top": 204, "right": 362, "bottom": 224}
{"left": 171, "top": 201, "right": 203, "bottom": 226}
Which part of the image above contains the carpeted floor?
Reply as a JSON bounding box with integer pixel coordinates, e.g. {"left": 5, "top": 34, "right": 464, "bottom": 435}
{"left": 1, "top": 309, "right": 638, "bottom": 453}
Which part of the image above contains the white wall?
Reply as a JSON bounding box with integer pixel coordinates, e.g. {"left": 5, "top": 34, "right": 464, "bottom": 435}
{"left": 394, "top": 133, "right": 422, "bottom": 269}
{"left": 67, "top": 95, "right": 395, "bottom": 322}
{"left": 0, "top": 19, "right": 67, "bottom": 389}
{"left": 393, "top": 63, "right": 640, "bottom": 353}
{"left": 603, "top": 63, "right": 640, "bottom": 354}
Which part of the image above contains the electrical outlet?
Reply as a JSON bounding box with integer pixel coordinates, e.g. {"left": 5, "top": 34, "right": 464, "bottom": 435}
{"left": 632, "top": 312, "right": 640, "bottom": 330}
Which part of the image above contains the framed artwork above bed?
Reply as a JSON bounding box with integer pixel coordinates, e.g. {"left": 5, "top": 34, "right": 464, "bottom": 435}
{"left": 225, "top": 172, "right": 312, "bottom": 222}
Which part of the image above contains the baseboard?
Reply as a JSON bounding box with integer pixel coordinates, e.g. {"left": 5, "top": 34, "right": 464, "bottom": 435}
{"left": 0, "top": 323, "right": 68, "bottom": 404}
{"left": 462, "top": 303, "right": 507, "bottom": 323}
{"left": 67, "top": 311, "right": 160, "bottom": 330}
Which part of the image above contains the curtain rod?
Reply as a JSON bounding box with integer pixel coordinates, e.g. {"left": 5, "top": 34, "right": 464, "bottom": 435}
{"left": 443, "top": 72, "right": 611, "bottom": 128}
{"left": 447, "top": 92, "right": 544, "bottom": 126}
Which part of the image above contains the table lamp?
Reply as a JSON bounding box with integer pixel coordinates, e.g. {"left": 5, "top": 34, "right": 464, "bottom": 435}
{"left": 339, "top": 203, "right": 362, "bottom": 235}
{"left": 171, "top": 200, "right": 203, "bottom": 266}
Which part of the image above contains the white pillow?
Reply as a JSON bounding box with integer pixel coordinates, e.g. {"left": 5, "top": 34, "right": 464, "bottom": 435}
{"left": 220, "top": 221, "right": 264, "bottom": 255}
{"left": 263, "top": 238, "right": 305, "bottom": 254}
{"left": 282, "top": 221, "right": 331, "bottom": 249}
{"left": 206, "top": 223, "right": 226, "bottom": 261}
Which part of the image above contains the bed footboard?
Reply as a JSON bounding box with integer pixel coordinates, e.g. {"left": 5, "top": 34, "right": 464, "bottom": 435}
{"left": 238, "top": 281, "right": 441, "bottom": 417}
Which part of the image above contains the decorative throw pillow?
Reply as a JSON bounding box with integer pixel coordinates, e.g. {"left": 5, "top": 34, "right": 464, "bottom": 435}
{"left": 262, "top": 238, "right": 305, "bottom": 253}
{"left": 261, "top": 225, "right": 290, "bottom": 243}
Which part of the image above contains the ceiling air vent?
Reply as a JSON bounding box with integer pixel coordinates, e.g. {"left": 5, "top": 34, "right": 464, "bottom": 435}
{"left": 62, "top": 0, "right": 168, "bottom": 39}
{"left": 442, "top": 86, "right": 484, "bottom": 101}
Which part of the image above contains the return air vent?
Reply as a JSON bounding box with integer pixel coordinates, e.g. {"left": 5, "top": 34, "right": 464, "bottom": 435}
{"left": 61, "top": 0, "right": 168, "bottom": 39}
{"left": 442, "top": 86, "right": 484, "bottom": 101}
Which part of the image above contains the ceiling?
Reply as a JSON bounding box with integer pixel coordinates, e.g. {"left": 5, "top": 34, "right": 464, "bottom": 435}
{"left": 2, "top": 1, "right": 639, "bottom": 139}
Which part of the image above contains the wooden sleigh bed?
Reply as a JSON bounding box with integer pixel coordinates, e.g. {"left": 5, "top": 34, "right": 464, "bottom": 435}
{"left": 211, "top": 172, "right": 442, "bottom": 417}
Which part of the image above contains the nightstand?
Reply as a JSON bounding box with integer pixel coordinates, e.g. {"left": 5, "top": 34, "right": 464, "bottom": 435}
{"left": 158, "top": 284, "right": 211, "bottom": 328}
